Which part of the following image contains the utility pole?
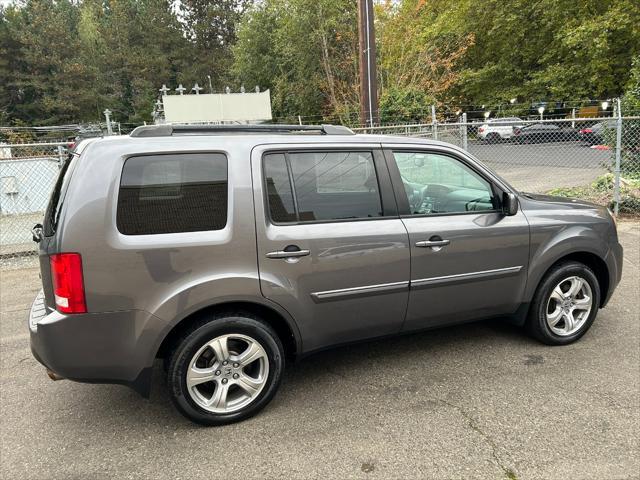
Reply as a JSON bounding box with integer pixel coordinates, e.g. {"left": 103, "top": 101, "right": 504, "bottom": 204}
{"left": 357, "top": 0, "right": 379, "bottom": 128}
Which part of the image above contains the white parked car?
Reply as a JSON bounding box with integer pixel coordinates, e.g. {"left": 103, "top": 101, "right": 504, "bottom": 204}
{"left": 477, "top": 117, "right": 523, "bottom": 143}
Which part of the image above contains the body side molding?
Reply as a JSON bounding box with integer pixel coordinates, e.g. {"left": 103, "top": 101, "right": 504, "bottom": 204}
{"left": 310, "top": 281, "right": 409, "bottom": 303}
{"left": 411, "top": 266, "right": 523, "bottom": 289}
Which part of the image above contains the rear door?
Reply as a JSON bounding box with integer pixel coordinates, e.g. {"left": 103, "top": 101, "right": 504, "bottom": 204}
{"left": 383, "top": 145, "right": 530, "bottom": 331}
{"left": 251, "top": 144, "right": 410, "bottom": 353}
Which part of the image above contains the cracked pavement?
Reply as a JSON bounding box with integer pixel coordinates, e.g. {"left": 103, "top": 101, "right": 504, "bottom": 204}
{"left": 1, "top": 221, "right": 638, "bottom": 479}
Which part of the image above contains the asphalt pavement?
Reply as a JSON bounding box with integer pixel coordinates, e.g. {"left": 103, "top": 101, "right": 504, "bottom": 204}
{"left": 1, "top": 221, "right": 638, "bottom": 479}
{"left": 468, "top": 141, "right": 611, "bottom": 192}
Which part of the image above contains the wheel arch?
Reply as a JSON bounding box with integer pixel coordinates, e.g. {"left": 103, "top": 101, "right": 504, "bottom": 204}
{"left": 155, "top": 300, "right": 301, "bottom": 363}
{"left": 528, "top": 251, "right": 610, "bottom": 308}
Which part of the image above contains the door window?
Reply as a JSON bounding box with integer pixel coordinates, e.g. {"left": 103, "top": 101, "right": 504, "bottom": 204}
{"left": 263, "top": 153, "right": 297, "bottom": 223}
{"left": 391, "top": 151, "right": 497, "bottom": 215}
{"left": 263, "top": 151, "right": 383, "bottom": 222}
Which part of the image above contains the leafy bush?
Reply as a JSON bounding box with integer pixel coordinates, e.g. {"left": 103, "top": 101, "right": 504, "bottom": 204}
{"left": 548, "top": 173, "right": 640, "bottom": 216}
{"left": 379, "top": 87, "right": 435, "bottom": 125}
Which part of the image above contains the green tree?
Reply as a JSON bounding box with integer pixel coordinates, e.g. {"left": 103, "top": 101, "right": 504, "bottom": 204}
{"left": 179, "top": 0, "right": 249, "bottom": 89}
{"left": 376, "top": 0, "right": 473, "bottom": 118}
{"left": 3, "top": 0, "right": 640, "bottom": 126}
{"left": 1, "top": 0, "right": 96, "bottom": 124}
{"left": 91, "top": 0, "right": 192, "bottom": 123}
{"left": 379, "top": 86, "right": 434, "bottom": 124}
{"left": 0, "top": 5, "right": 23, "bottom": 124}
{"left": 232, "top": 0, "right": 360, "bottom": 123}
{"left": 421, "top": 0, "right": 640, "bottom": 105}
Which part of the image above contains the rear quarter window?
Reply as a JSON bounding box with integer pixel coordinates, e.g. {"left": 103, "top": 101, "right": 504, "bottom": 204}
{"left": 117, "top": 153, "right": 228, "bottom": 235}
{"left": 43, "top": 153, "right": 77, "bottom": 236}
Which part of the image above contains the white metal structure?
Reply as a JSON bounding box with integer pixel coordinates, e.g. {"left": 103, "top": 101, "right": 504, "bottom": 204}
{"left": 161, "top": 90, "right": 273, "bottom": 123}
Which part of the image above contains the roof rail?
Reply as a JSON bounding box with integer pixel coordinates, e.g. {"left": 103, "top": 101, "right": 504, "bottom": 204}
{"left": 129, "top": 124, "right": 355, "bottom": 138}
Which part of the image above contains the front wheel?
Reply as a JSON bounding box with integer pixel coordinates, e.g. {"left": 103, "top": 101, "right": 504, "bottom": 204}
{"left": 167, "top": 313, "right": 284, "bottom": 425}
{"left": 526, "top": 261, "right": 600, "bottom": 345}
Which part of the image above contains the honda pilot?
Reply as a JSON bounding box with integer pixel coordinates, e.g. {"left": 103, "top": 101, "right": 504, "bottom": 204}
{"left": 29, "top": 124, "right": 623, "bottom": 425}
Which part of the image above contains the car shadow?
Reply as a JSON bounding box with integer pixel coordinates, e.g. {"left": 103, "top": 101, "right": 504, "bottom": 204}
{"left": 54, "top": 317, "right": 534, "bottom": 430}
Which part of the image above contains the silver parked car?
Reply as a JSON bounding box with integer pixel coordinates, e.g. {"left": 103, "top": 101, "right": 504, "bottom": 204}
{"left": 29, "top": 124, "right": 623, "bottom": 425}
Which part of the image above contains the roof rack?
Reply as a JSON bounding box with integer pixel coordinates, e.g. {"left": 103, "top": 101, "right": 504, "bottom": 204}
{"left": 129, "top": 124, "right": 355, "bottom": 138}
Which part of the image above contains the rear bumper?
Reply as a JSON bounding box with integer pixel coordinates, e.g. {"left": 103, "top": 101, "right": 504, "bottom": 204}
{"left": 28, "top": 291, "right": 161, "bottom": 396}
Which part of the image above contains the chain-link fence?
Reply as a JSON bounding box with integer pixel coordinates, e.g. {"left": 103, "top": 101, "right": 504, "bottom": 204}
{"left": 355, "top": 114, "right": 640, "bottom": 216}
{"left": 1, "top": 112, "right": 639, "bottom": 262}
{"left": 1, "top": 142, "right": 70, "bottom": 261}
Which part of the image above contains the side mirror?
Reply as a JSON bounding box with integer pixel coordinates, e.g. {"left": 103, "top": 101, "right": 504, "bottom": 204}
{"left": 502, "top": 192, "right": 519, "bottom": 216}
{"left": 31, "top": 223, "right": 43, "bottom": 243}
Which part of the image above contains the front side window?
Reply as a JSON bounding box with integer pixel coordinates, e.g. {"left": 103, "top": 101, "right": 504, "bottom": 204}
{"left": 263, "top": 151, "right": 383, "bottom": 223}
{"left": 392, "top": 151, "right": 497, "bottom": 215}
{"left": 117, "top": 153, "right": 227, "bottom": 235}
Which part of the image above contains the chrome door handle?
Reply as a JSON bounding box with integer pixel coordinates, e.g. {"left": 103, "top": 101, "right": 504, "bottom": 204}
{"left": 416, "top": 239, "right": 450, "bottom": 248}
{"left": 266, "top": 249, "right": 310, "bottom": 259}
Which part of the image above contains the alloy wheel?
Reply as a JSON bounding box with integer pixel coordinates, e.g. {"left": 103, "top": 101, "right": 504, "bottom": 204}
{"left": 545, "top": 276, "right": 593, "bottom": 336}
{"left": 185, "top": 333, "right": 269, "bottom": 414}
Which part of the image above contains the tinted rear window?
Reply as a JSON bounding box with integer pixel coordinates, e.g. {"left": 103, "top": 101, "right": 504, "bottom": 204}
{"left": 117, "top": 153, "right": 227, "bottom": 235}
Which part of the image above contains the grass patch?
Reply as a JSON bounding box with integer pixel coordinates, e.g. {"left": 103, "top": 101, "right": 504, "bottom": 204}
{"left": 547, "top": 173, "right": 640, "bottom": 216}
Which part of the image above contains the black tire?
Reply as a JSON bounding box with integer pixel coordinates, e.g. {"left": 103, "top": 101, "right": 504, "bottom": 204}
{"left": 167, "top": 312, "right": 284, "bottom": 426}
{"left": 526, "top": 261, "right": 600, "bottom": 345}
{"left": 486, "top": 132, "right": 501, "bottom": 144}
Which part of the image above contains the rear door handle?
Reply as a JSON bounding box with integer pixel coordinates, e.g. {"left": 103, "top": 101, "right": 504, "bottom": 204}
{"left": 416, "top": 240, "right": 450, "bottom": 248}
{"left": 266, "top": 247, "right": 310, "bottom": 259}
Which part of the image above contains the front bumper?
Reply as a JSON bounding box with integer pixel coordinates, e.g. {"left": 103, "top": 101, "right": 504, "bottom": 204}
{"left": 28, "top": 291, "right": 161, "bottom": 396}
{"left": 602, "top": 241, "right": 623, "bottom": 307}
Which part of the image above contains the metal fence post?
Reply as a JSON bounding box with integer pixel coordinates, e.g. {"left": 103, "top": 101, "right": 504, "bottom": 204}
{"left": 461, "top": 113, "right": 468, "bottom": 151}
{"left": 56, "top": 145, "right": 65, "bottom": 168}
{"left": 431, "top": 105, "right": 438, "bottom": 140}
{"left": 104, "top": 109, "right": 113, "bottom": 136}
{"left": 613, "top": 98, "right": 623, "bottom": 216}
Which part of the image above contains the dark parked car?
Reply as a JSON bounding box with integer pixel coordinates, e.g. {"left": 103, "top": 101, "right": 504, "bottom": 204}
{"left": 29, "top": 124, "right": 623, "bottom": 426}
{"left": 514, "top": 123, "right": 579, "bottom": 143}
{"left": 579, "top": 120, "right": 617, "bottom": 146}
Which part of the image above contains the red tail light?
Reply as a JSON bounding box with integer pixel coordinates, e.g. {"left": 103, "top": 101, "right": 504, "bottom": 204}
{"left": 580, "top": 128, "right": 593, "bottom": 134}
{"left": 50, "top": 253, "right": 87, "bottom": 314}
{"left": 478, "top": 127, "right": 485, "bottom": 133}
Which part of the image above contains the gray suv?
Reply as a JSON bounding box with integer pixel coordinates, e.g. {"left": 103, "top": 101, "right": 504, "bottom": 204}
{"left": 29, "top": 124, "right": 623, "bottom": 425}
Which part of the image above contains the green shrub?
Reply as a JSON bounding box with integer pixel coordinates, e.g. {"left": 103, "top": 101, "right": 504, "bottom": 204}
{"left": 547, "top": 173, "right": 640, "bottom": 216}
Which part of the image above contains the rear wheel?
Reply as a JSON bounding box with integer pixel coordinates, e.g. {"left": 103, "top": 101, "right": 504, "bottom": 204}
{"left": 526, "top": 262, "right": 600, "bottom": 345}
{"left": 167, "top": 313, "right": 284, "bottom": 425}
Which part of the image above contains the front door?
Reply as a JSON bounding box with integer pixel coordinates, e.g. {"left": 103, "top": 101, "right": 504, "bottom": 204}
{"left": 252, "top": 145, "right": 411, "bottom": 353}
{"left": 384, "top": 146, "right": 530, "bottom": 331}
